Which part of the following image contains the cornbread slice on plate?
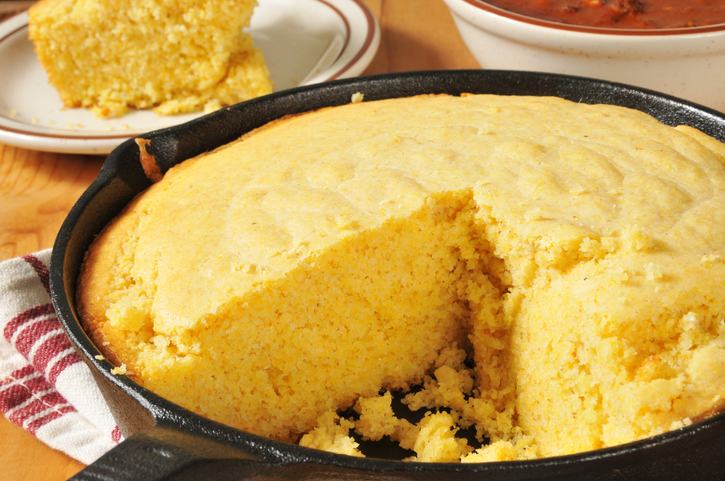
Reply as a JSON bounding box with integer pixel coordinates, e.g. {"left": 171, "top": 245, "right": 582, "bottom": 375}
{"left": 28, "top": 0, "right": 272, "bottom": 118}
{"left": 77, "top": 94, "right": 725, "bottom": 461}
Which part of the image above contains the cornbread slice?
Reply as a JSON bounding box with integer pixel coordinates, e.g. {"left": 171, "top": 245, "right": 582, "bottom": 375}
{"left": 28, "top": 0, "right": 273, "bottom": 118}
{"left": 77, "top": 94, "right": 725, "bottom": 461}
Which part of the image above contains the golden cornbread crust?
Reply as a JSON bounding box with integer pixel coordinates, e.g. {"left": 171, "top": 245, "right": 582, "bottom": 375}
{"left": 29, "top": 0, "right": 273, "bottom": 118}
{"left": 77, "top": 94, "right": 725, "bottom": 461}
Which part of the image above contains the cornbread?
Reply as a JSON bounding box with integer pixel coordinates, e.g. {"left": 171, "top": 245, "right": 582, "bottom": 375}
{"left": 28, "top": 0, "right": 273, "bottom": 118}
{"left": 77, "top": 94, "right": 725, "bottom": 461}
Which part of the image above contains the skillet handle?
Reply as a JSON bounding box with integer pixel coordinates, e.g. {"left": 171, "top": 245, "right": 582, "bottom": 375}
{"left": 69, "top": 426, "right": 278, "bottom": 481}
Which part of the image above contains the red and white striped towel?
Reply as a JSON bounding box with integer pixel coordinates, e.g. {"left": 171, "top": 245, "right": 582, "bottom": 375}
{"left": 0, "top": 249, "right": 121, "bottom": 465}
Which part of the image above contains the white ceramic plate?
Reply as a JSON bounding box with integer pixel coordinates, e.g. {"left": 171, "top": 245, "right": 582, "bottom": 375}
{"left": 0, "top": 0, "right": 380, "bottom": 155}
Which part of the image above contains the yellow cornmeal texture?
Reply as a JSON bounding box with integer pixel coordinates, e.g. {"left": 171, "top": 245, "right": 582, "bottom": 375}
{"left": 28, "top": 0, "right": 272, "bottom": 118}
{"left": 77, "top": 94, "right": 725, "bottom": 461}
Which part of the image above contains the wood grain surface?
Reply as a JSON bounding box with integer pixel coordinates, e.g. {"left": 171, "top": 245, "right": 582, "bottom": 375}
{"left": 0, "top": 1, "right": 478, "bottom": 479}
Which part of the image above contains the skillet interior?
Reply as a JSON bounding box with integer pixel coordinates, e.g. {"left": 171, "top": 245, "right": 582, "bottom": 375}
{"left": 50, "top": 70, "right": 725, "bottom": 480}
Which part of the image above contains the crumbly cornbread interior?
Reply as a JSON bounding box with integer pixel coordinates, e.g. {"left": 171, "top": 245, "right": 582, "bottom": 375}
{"left": 29, "top": 0, "right": 272, "bottom": 118}
{"left": 77, "top": 94, "right": 725, "bottom": 462}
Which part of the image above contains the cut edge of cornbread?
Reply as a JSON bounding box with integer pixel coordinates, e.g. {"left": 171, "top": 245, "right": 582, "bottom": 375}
{"left": 78, "top": 189, "right": 507, "bottom": 442}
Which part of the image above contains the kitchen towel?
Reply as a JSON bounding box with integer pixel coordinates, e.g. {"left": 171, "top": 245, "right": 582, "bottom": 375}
{"left": 0, "top": 249, "right": 120, "bottom": 465}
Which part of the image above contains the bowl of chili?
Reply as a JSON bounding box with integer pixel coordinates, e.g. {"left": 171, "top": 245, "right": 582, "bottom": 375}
{"left": 443, "top": 0, "right": 725, "bottom": 112}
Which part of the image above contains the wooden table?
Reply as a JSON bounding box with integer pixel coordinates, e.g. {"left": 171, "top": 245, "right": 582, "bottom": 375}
{"left": 0, "top": 1, "right": 478, "bottom": 479}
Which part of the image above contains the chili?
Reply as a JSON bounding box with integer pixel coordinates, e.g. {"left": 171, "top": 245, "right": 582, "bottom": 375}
{"left": 482, "top": 0, "right": 725, "bottom": 29}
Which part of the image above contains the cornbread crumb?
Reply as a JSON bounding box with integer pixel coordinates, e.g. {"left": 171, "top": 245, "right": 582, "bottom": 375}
{"left": 78, "top": 94, "right": 725, "bottom": 462}
{"left": 669, "top": 417, "right": 693, "bottom": 431}
{"left": 621, "top": 224, "right": 652, "bottom": 251}
{"left": 702, "top": 254, "right": 723, "bottom": 264}
{"left": 407, "top": 412, "right": 473, "bottom": 462}
{"left": 110, "top": 364, "right": 127, "bottom": 375}
{"left": 644, "top": 262, "right": 663, "bottom": 281}
{"left": 299, "top": 412, "right": 363, "bottom": 457}
{"left": 28, "top": 0, "right": 272, "bottom": 118}
{"left": 351, "top": 92, "right": 364, "bottom": 103}
{"left": 354, "top": 392, "right": 400, "bottom": 441}
{"left": 463, "top": 435, "right": 539, "bottom": 462}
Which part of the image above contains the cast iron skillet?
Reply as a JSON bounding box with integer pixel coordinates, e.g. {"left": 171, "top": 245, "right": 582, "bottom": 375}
{"left": 51, "top": 70, "right": 725, "bottom": 480}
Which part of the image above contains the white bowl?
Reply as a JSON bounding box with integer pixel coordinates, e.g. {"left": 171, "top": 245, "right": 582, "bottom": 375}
{"left": 443, "top": 0, "right": 725, "bottom": 112}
